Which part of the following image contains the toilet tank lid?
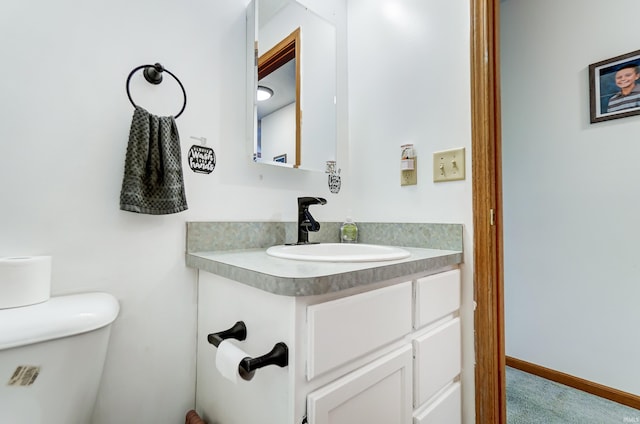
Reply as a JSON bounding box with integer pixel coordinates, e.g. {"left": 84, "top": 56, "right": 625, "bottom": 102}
{"left": 0, "top": 292, "right": 119, "bottom": 350}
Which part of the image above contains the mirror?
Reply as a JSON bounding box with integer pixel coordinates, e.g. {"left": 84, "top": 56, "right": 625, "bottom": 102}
{"left": 247, "top": 0, "right": 337, "bottom": 172}
{"left": 257, "top": 28, "right": 301, "bottom": 167}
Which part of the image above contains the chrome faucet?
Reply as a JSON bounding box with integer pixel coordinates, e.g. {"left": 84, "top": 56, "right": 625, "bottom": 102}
{"left": 297, "top": 197, "right": 327, "bottom": 244}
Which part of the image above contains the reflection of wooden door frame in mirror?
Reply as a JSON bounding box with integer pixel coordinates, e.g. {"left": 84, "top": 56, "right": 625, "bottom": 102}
{"left": 258, "top": 28, "right": 301, "bottom": 167}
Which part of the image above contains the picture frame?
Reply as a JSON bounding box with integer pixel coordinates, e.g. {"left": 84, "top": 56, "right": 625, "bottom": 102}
{"left": 273, "top": 153, "right": 287, "bottom": 163}
{"left": 589, "top": 49, "right": 640, "bottom": 123}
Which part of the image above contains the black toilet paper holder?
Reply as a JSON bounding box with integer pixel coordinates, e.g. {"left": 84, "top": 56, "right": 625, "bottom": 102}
{"left": 238, "top": 342, "right": 288, "bottom": 381}
{"left": 207, "top": 321, "right": 247, "bottom": 347}
{"left": 207, "top": 321, "right": 289, "bottom": 381}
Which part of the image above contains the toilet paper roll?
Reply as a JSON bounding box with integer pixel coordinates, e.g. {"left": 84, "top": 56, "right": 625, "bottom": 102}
{"left": 216, "top": 340, "right": 249, "bottom": 383}
{"left": 0, "top": 256, "right": 52, "bottom": 309}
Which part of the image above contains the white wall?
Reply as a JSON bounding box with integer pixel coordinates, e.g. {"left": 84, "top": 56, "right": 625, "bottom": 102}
{"left": 502, "top": 0, "right": 640, "bottom": 395}
{"left": 0, "top": 1, "right": 342, "bottom": 423}
{"left": 261, "top": 102, "right": 296, "bottom": 163}
{"left": 347, "top": 0, "right": 474, "bottom": 422}
{"left": 1, "top": 0, "right": 475, "bottom": 422}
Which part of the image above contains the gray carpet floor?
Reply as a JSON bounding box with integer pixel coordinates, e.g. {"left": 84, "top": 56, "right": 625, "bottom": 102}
{"left": 506, "top": 366, "right": 640, "bottom": 423}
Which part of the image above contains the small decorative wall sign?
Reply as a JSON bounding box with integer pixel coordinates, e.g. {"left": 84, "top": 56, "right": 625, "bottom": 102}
{"left": 326, "top": 161, "right": 341, "bottom": 194}
{"left": 589, "top": 49, "right": 640, "bottom": 123}
{"left": 187, "top": 137, "right": 215, "bottom": 174}
{"left": 273, "top": 154, "right": 287, "bottom": 163}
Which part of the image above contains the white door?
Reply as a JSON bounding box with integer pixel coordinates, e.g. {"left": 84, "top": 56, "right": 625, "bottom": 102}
{"left": 307, "top": 345, "right": 413, "bottom": 424}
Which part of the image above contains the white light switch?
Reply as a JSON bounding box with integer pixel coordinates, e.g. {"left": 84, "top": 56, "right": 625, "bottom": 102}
{"left": 433, "top": 148, "right": 465, "bottom": 182}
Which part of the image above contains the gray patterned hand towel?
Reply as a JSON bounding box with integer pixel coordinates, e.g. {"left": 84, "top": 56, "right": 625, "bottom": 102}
{"left": 120, "top": 106, "right": 188, "bottom": 214}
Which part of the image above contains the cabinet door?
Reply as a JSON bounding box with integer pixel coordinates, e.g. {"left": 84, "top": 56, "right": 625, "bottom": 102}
{"left": 307, "top": 281, "right": 412, "bottom": 379}
{"left": 307, "top": 345, "right": 413, "bottom": 424}
{"left": 413, "top": 317, "right": 461, "bottom": 406}
{"left": 414, "top": 269, "right": 460, "bottom": 329}
{"left": 413, "top": 382, "right": 461, "bottom": 424}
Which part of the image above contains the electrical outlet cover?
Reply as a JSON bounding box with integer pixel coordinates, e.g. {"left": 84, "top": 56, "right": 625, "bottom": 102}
{"left": 401, "top": 158, "right": 417, "bottom": 186}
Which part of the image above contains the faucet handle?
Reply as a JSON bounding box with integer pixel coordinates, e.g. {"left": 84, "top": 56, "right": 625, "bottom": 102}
{"left": 302, "top": 209, "right": 321, "bottom": 232}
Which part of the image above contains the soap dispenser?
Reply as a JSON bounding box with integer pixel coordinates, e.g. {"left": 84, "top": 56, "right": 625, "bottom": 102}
{"left": 340, "top": 217, "right": 358, "bottom": 243}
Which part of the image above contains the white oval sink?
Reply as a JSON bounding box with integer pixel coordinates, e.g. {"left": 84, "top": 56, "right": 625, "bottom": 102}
{"left": 266, "top": 243, "right": 411, "bottom": 262}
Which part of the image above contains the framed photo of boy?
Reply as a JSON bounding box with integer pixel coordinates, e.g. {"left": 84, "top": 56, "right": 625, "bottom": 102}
{"left": 589, "top": 49, "right": 640, "bottom": 123}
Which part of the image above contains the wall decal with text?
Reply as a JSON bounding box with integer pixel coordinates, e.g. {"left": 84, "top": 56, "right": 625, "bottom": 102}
{"left": 188, "top": 145, "right": 216, "bottom": 174}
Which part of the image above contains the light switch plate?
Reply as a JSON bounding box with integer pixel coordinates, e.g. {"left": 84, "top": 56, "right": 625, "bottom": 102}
{"left": 433, "top": 148, "right": 465, "bottom": 182}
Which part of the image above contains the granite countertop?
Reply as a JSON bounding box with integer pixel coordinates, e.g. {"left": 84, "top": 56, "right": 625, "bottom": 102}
{"left": 186, "top": 247, "right": 462, "bottom": 297}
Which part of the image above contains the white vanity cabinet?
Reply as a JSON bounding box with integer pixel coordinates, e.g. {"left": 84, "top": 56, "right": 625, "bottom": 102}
{"left": 411, "top": 269, "right": 462, "bottom": 423}
{"left": 195, "top": 266, "right": 461, "bottom": 424}
{"left": 307, "top": 345, "right": 414, "bottom": 424}
{"left": 306, "top": 281, "right": 413, "bottom": 380}
{"left": 305, "top": 282, "right": 414, "bottom": 424}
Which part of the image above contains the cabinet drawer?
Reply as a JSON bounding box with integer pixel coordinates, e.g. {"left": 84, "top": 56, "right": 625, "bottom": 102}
{"left": 413, "top": 317, "right": 461, "bottom": 406}
{"left": 414, "top": 269, "right": 460, "bottom": 329}
{"left": 413, "top": 382, "right": 461, "bottom": 424}
{"left": 307, "top": 345, "right": 413, "bottom": 424}
{"left": 307, "top": 281, "right": 412, "bottom": 379}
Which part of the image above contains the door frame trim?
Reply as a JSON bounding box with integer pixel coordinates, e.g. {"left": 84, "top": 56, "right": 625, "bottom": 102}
{"left": 471, "top": 0, "right": 506, "bottom": 423}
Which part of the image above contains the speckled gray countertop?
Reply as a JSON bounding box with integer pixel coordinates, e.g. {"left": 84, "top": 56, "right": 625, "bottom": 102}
{"left": 186, "top": 247, "right": 462, "bottom": 296}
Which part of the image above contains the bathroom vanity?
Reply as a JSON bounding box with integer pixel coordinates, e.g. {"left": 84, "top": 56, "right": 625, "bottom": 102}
{"left": 188, "top": 244, "right": 463, "bottom": 424}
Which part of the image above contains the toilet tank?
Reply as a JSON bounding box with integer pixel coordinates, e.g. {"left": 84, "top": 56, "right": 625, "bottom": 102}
{"left": 0, "top": 292, "right": 119, "bottom": 424}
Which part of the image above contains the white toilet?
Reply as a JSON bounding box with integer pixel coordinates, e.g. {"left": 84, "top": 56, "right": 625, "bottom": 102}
{"left": 0, "top": 292, "right": 119, "bottom": 424}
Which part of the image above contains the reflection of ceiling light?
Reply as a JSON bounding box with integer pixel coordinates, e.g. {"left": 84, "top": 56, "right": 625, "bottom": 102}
{"left": 257, "top": 86, "right": 274, "bottom": 101}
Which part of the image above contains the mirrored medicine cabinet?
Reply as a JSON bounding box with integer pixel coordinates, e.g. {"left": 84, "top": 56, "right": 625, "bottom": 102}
{"left": 247, "top": 0, "right": 337, "bottom": 172}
